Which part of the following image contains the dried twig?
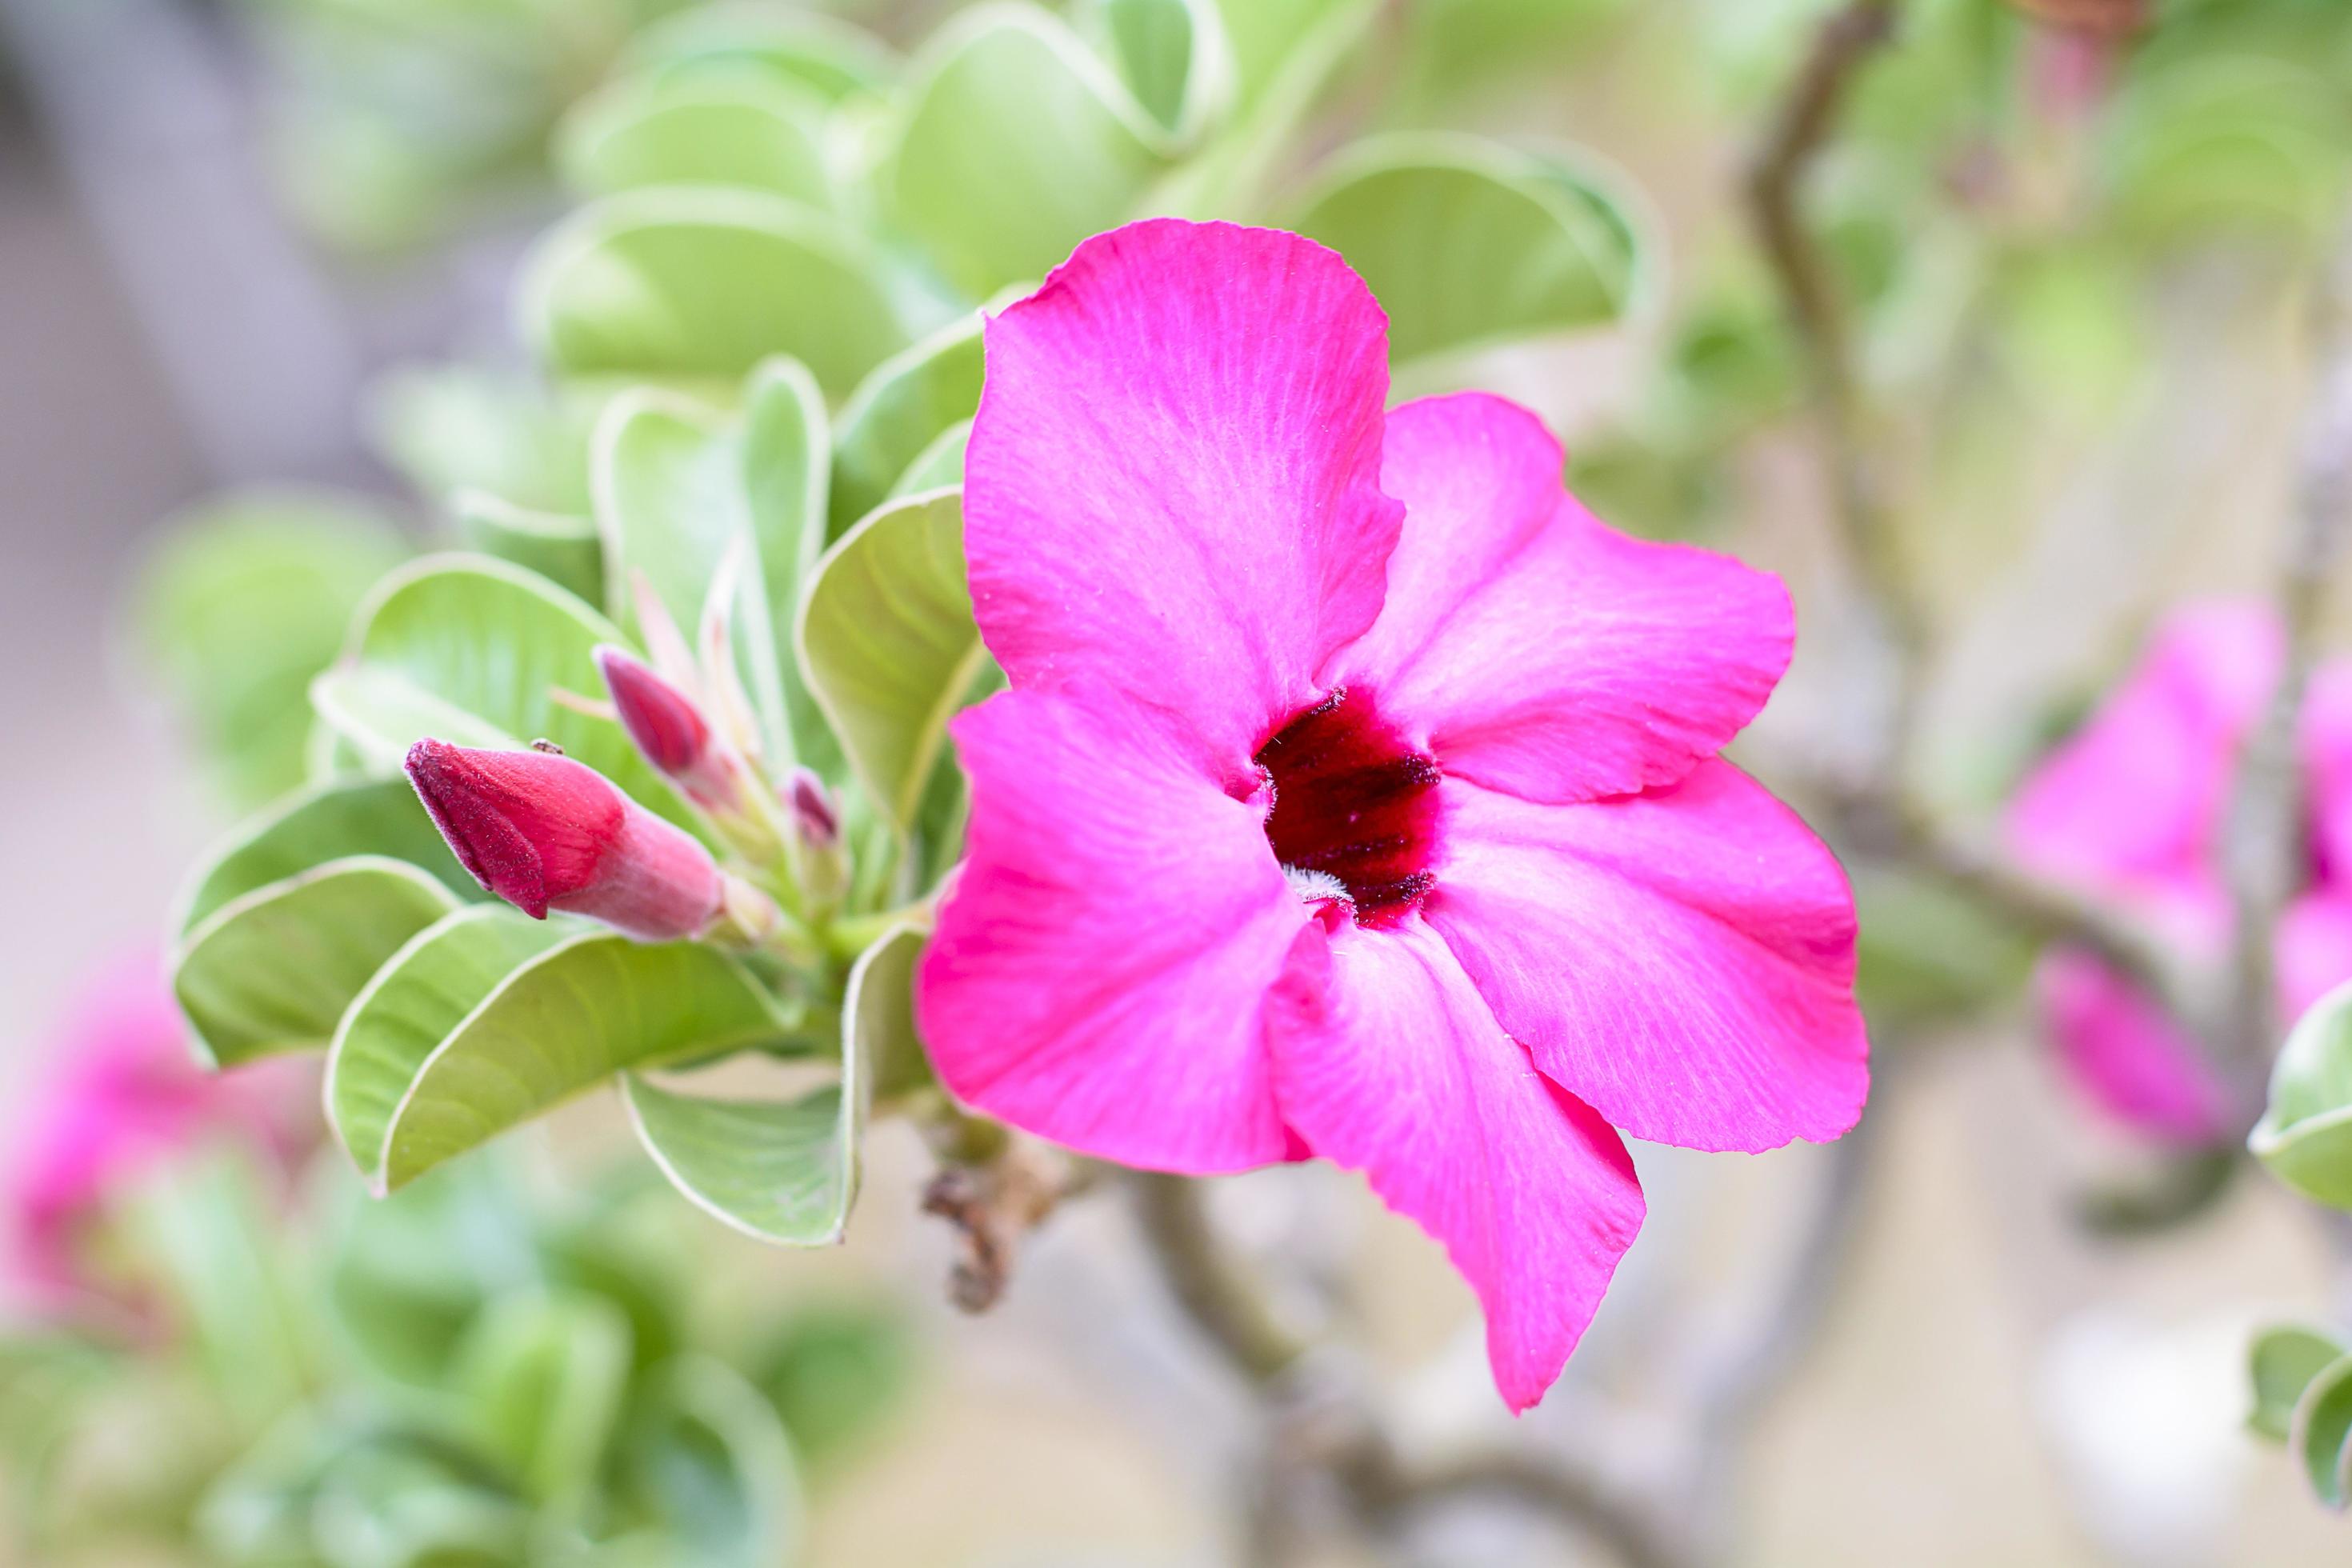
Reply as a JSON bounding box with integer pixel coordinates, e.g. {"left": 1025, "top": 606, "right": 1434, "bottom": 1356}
{"left": 1128, "top": 1172, "right": 1682, "bottom": 1568}
{"left": 2218, "top": 230, "right": 2352, "bottom": 1102}
{"left": 1746, "top": 0, "right": 1926, "bottom": 694}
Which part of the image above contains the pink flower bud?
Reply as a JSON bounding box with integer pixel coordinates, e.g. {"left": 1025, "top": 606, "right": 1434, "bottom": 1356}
{"left": 594, "top": 645, "right": 738, "bottom": 810}
{"left": 404, "top": 738, "right": 722, "bottom": 942}
{"left": 784, "top": 767, "right": 839, "bottom": 848}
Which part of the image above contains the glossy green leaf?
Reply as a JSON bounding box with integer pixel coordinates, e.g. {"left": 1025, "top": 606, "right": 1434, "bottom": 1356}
{"left": 880, "top": 6, "right": 1170, "bottom": 300}
{"left": 622, "top": 1079, "right": 854, "bottom": 1248}
{"left": 738, "top": 360, "right": 835, "bottom": 769}
{"left": 622, "top": 1356, "right": 801, "bottom": 1567}
{"left": 2252, "top": 978, "right": 2352, "bottom": 1210}
{"left": 178, "top": 776, "right": 476, "bottom": 932}
{"left": 520, "top": 186, "right": 908, "bottom": 394}
{"left": 2252, "top": 1325, "right": 2347, "bottom": 1442}
{"left": 829, "top": 311, "right": 984, "bottom": 535}
{"left": 850, "top": 922, "right": 931, "bottom": 1102}
{"left": 627, "top": 6, "right": 898, "bottom": 103}
{"left": 557, "top": 69, "right": 834, "bottom": 206}
{"left": 621, "top": 922, "right": 922, "bottom": 1246}
{"left": 798, "top": 492, "right": 991, "bottom": 831}
{"left": 174, "top": 857, "right": 462, "bottom": 1066}
{"left": 2297, "top": 1353, "right": 2352, "bottom": 1508}
{"left": 129, "top": 491, "right": 410, "bottom": 809}
{"left": 1288, "top": 134, "right": 1646, "bottom": 364}
{"left": 312, "top": 554, "right": 695, "bottom": 831}
{"left": 455, "top": 1289, "right": 632, "bottom": 1509}
{"left": 590, "top": 363, "right": 831, "bottom": 764}
{"left": 378, "top": 937, "right": 791, "bottom": 1192}
{"left": 327, "top": 906, "right": 579, "bottom": 1187}
{"left": 450, "top": 490, "right": 603, "bottom": 606}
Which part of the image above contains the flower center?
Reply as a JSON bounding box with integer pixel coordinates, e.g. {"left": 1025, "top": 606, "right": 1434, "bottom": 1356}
{"left": 1254, "top": 688, "right": 1442, "bottom": 926}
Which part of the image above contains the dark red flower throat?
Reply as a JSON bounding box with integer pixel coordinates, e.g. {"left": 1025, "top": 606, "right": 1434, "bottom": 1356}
{"left": 1253, "top": 688, "right": 1442, "bottom": 926}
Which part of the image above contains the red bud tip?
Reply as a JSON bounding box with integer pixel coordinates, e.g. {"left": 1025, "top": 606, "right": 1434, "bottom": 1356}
{"left": 785, "top": 768, "right": 839, "bottom": 847}
{"left": 403, "top": 738, "right": 722, "bottom": 941}
{"left": 596, "top": 646, "right": 712, "bottom": 775}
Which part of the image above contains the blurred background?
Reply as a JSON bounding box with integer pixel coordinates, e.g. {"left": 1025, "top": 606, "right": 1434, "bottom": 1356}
{"left": 6, "top": 0, "right": 2352, "bottom": 1562}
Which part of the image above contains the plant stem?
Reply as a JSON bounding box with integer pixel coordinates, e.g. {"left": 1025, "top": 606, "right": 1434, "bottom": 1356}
{"left": 2219, "top": 227, "right": 2352, "bottom": 1106}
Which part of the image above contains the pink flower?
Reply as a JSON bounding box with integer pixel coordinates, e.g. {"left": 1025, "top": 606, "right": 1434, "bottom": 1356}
{"left": 914, "top": 221, "right": 1869, "bottom": 1410}
{"left": 8, "top": 950, "right": 315, "bottom": 1304}
{"left": 2005, "top": 602, "right": 2352, "bottom": 1144}
{"left": 405, "top": 738, "right": 722, "bottom": 942}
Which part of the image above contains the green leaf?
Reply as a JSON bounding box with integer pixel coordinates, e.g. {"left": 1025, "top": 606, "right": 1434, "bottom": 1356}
{"left": 620, "top": 922, "right": 922, "bottom": 1246}
{"left": 626, "top": 6, "right": 898, "bottom": 103}
{"left": 174, "top": 856, "right": 462, "bottom": 1066}
{"left": 176, "top": 776, "right": 477, "bottom": 933}
{"left": 378, "top": 936, "right": 792, "bottom": 1192}
{"left": 367, "top": 366, "right": 598, "bottom": 515}
{"left": 118, "top": 1154, "right": 313, "bottom": 1430}
{"left": 752, "top": 1303, "right": 914, "bottom": 1474}
{"left": 590, "top": 363, "right": 832, "bottom": 765}
{"left": 2252, "top": 979, "right": 2352, "bottom": 1210}
{"left": 622, "top": 1079, "right": 855, "bottom": 1248}
{"left": 327, "top": 906, "right": 578, "bottom": 1186}
{"left": 520, "top": 186, "right": 910, "bottom": 395}
{"left": 312, "top": 554, "right": 697, "bottom": 832}
{"left": 888, "top": 421, "right": 972, "bottom": 502}
{"left": 1288, "top": 134, "right": 1648, "bottom": 365}
{"left": 2252, "top": 1325, "right": 2348, "bottom": 1442}
{"left": 850, "top": 921, "right": 932, "bottom": 1102}
{"left": 621, "top": 1357, "right": 801, "bottom": 1567}
{"left": 1161, "top": 0, "right": 1377, "bottom": 216}
{"left": 739, "top": 359, "right": 836, "bottom": 770}
{"left": 880, "top": 6, "right": 1171, "bottom": 301}
{"left": 557, "top": 69, "right": 834, "bottom": 206}
{"left": 797, "top": 491, "right": 992, "bottom": 831}
{"left": 128, "top": 491, "right": 410, "bottom": 809}
{"left": 2297, "top": 1353, "right": 2352, "bottom": 1508}
{"left": 450, "top": 490, "right": 603, "bottom": 606}
{"left": 455, "top": 1289, "right": 632, "bottom": 1509}
{"left": 829, "top": 310, "right": 985, "bottom": 536}
{"left": 1078, "top": 0, "right": 1233, "bottom": 141}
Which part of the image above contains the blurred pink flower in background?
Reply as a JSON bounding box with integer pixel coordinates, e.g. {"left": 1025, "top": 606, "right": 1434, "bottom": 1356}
{"left": 6, "top": 949, "right": 317, "bottom": 1306}
{"left": 918, "top": 220, "right": 1870, "bottom": 1410}
{"left": 2006, "top": 603, "right": 2352, "bottom": 1144}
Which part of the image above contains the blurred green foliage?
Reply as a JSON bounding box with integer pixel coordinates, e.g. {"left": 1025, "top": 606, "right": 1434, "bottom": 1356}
{"left": 0, "top": 1153, "right": 912, "bottom": 1566}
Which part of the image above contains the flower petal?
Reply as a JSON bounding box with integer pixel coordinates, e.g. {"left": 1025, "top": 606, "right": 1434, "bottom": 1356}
{"left": 2301, "top": 661, "right": 2352, "bottom": 885}
{"left": 1266, "top": 915, "right": 1642, "bottom": 1412}
{"left": 965, "top": 219, "right": 1402, "bottom": 763}
{"left": 2036, "top": 950, "right": 2233, "bottom": 1146}
{"left": 2006, "top": 601, "right": 2279, "bottom": 890}
{"left": 2279, "top": 890, "right": 2352, "bottom": 1024}
{"left": 1427, "top": 760, "right": 1867, "bottom": 1152}
{"left": 916, "top": 685, "right": 1306, "bottom": 1173}
{"left": 1324, "top": 394, "right": 1792, "bottom": 805}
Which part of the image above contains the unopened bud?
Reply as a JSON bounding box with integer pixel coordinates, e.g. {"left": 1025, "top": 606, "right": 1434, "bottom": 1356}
{"left": 403, "top": 738, "right": 722, "bottom": 942}
{"left": 782, "top": 767, "right": 846, "bottom": 907}
{"left": 784, "top": 768, "right": 839, "bottom": 848}
{"left": 594, "top": 645, "right": 740, "bottom": 810}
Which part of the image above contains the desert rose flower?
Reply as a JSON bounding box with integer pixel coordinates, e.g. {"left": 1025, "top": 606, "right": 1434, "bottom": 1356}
{"left": 405, "top": 738, "right": 722, "bottom": 941}
{"left": 8, "top": 949, "right": 315, "bottom": 1302}
{"left": 914, "top": 220, "right": 1870, "bottom": 1410}
{"left": 2006, "top": 602, "right": 2352, "bottom": 1143}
